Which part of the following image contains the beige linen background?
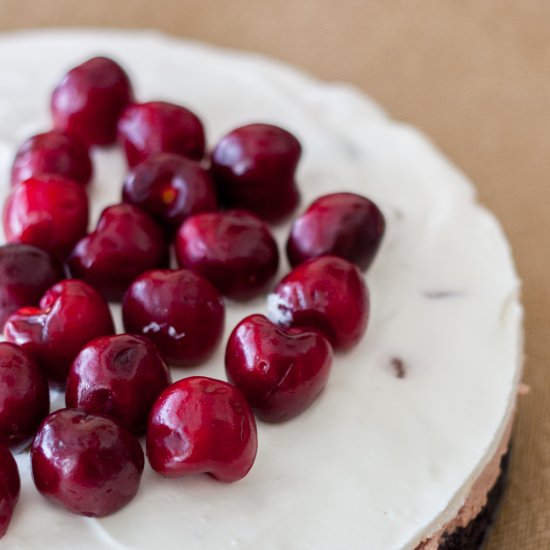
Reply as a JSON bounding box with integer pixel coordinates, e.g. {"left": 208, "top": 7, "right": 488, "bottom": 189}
{"left": 1, "top": 1, "right": 548, "bottom": 548}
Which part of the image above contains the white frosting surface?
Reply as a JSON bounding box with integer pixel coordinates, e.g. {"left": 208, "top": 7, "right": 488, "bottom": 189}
{"left": 0, "top": 30, "right": 522, "bottom": 550}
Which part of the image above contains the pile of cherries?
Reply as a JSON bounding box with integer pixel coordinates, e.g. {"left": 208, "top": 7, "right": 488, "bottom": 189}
{"left": 0, "top": 56, "right": 385, "bottom": 534}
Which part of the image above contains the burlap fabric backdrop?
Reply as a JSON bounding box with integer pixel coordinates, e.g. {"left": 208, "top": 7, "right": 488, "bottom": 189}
{"left": 1, "top": 1, "right": 548, "bottom": 548}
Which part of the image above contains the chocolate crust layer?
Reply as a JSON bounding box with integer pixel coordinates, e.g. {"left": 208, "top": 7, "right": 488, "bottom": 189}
{"left": 438, "top": 450, "right": 510, "bottom": 550}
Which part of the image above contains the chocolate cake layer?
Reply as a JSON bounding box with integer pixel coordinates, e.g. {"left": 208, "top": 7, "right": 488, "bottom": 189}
{"left": 438, "top": 451, "right": 510, "bottom": 550}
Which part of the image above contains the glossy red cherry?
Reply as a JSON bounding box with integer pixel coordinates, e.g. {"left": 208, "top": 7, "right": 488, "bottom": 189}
{"left": 226, "top": 315, "right": 332, "bottom": 422}
{"left": 123, "top": 269, "right": 224, "bottom": 367}
{"left": 122, "top": 154, "right": 217, "bottom": 231}
{"left": 3, "top": 175, "right": 89, "bottom": 259}
{"left": 68, "top": 204, "right": 167, "bottom": 301}
{"left": 175, "top": 210, "right": 279, "bottom": 300}
{"left": 0, "top": 244, "right": 63, "bottom": 330}
{"left": 51, "top": 56, "right": 133, "bottom": 146}
{"left": 0, "top": 342, "right": 49, "bottom": 448}
{"left": 66, "top": 334, "right": 172, "bottom": 433}
{"left": 118, "top": 101, "right": 205, "bottom": 167}
{"left": 287, "top": 192, "right": 385, "bottom": 271}
{"left": 211, "top": 123, "right": 301, "bottom": 223}
{"left": 11, "top": 130, "right": 92, "bottom": 187}
{"left": 268, "top": 256, "right": 369, "bottom": 350}
{"left": 31, "top": 409, "right": 144, "bottom": 517}
{"left": 0, "top": 445, "right": 20, "bottom": 538}
{"left": 146, "top": 376, "right": 257, "bottom": 482}
{"left": 4, "top": 280, "right": 115, "bottom": 387}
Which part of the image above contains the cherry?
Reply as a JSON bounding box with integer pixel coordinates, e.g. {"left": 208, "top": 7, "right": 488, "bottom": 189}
{"left": 31, "top": 409, "right": 144, "bottom": 517}
{"left": 268, "top": 256, "right": 369, "bottom": 350}
{"left": 175, "top": 210, "right": 279, "bottom": 300}
{"left": 287, "top": 192, "right": 385, "bottom": 271}
{"left": 123, "top": 269, "right": 224, "bottom": 367}
{"left": 225, "top": 315, "right": 332, "bottom": 422}
{"left": 122, "top": 154, "right": 217, "bottom": 231}
{"left": 11, "top": 130, "right": 92, "bottom": 187}
{"left": 68, "top": 204, "right": 167, "bottom": 302}
{"left": 51, "top": 56, "right": 133, "bottom": 146}
{"left": 0, "top": 244, "right": 63, "bottom": 330}
{"left": 146, "top": 376, "right": 257, "bottom": 482}
{"left": 118, "top": 101, "right": 205, "bottom": 167}
{"left": 0, "top": 445, "right": 20, "bottom": 538}
{"left": 0, "top": 342, "right": 49, "bottom": 448}
{"left": 4, "top": 279, "right": 114, "bottom": 387}
{"left": 210, "top": 123, "right": 301, "bottom": 223}
{"left": 3, "top": 175, "right": 89, "bottom": 259}
{"left": 66, "top": 334, "right": 172, "bottom": 433}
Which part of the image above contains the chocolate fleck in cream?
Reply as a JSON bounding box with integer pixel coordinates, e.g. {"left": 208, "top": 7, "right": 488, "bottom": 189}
{"left": 390, "top": 357, "right": 406, "bottom": 378}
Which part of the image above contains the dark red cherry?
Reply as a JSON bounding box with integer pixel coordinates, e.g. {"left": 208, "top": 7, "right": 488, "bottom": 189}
{"left": 0, "top": 342, "right": 49, "bottom": 448}
{"left": 0, "top": 244, "right": 63, "bottom": 330}
{"left": 122, "top": 269, "right": 224, "bottom": 367}
{"left": 11, "top": 130, "right": 92, "bottom": 187}
{"left": 146, "top": 376, "right": 257, "bottom": 482}
{"left": 51, "top": 56, "right": 133, "bottom": 146}
{"left": 118, "top": 101, "right": 205, "bottom": 167}
{"left": 0, "top": 445, "right": 20, "bottom": 538}
{"left": 268, "top": 256, "right": 369, "bottom": 350}
{"left": 210, "top": 123, "right": 301, "bottom": 223}
{"left": 66, "top": 334, "right": 172, "bottom": 433}
{"left": 122, "top": 154, "right": 217, "bottom": 231}
{"left": 4, "top": 279, "right": 115, "bottom": 387}
{"left": 68, "top": 204, "right": 167, "bottom": 302}
{"left": 287, "top": 192, "right": 385, "bottom": 271}
{"left": 225, "top": 315, "right": 332, "bottom": 422}
{"left": 3, "top": 175, "right": 89, "bottom": 259}
{"left": 175, "top": 210, "right": 279, "bottom": 300}
{"left": 31, "top": 409, "right": 144, "bottom": 517}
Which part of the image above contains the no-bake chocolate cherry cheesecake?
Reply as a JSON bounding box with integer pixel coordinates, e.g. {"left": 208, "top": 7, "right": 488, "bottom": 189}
{"left": 0, "top": 31, "right": 522, "bottom": 550}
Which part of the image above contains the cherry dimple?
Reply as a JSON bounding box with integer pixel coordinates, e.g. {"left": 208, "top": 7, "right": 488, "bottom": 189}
{"left": 118, "top": 101, "right": 206, "bottom": 167}
{"left": 122, "top": 153, "right": 217, "bottom": 231}
{"left": 287, "top": 192, "right": 386, "bottom": 271}
{"left": 225, "top": 314, "right": 333, "bottom": 422}
{"left": 4, "top": 279, "right": 115, "bottom": 387}
{"left": 146, "top": 376, "right": 257, "bottom": 482}
{"left": 68, "top": 203, "right": 167, "bottom": 302}
{"left": 31, "top": 409, "right": 144, "bottom": 517}
{"left": 11, "top": 130, "right": 92, "bottom": 187}
{"left": 175, "top": 210, "right": 280, "bottom": 300}
{"left": 3, "top": 175, "right": 89, "bottom": 259}
{"left": 0, "top": 244, "right": 63, "bottom": 330}
{"left": 122, "top": 269, "right": 225, "bottom": 367}
{"left": 211, "top": 123, "right": 301, "bottom": 223}
{"left": 268, "top": 255, "right": 369, "bottom": 350}
{"left": 66, "top": 334, "right": 172, "bottom": 433}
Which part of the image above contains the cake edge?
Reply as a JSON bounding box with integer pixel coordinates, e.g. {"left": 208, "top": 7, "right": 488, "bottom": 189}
{"left": 417, "top": 412, "right": 514, "bottom": 549}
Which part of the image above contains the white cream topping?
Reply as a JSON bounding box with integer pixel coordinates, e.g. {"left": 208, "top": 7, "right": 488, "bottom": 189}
{"left": 0, "top": 30, "right": 522, "bottom": 550}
